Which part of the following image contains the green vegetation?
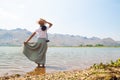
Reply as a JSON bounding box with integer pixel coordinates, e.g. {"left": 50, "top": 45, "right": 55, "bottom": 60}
{"left": 92, "top": 58, "right": 120, "bottom": 69}
{"left": 95, "top": 44, "right": 104, "bottom": 47}
{"left": 86, "top": 44, "right": 93, "bottom": 47}
{"left": 79, "top": 44, "right": 104, "bottom": 47}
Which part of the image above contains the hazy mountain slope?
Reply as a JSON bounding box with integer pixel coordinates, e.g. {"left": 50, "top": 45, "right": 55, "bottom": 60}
{"left": 0, "top": 28, "right": 120, "bottom": 46}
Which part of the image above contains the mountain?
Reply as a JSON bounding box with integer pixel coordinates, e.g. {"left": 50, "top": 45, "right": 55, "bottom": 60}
{"left": 0, "top": 28, "right": 31, "bottom": 46}
{"left": 0, "top": 28, "right": 120, "bottom": 46}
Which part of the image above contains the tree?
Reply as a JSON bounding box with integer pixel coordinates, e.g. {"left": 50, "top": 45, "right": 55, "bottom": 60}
{"left": 95, "top": 44, "right": 104, "bottom": 47}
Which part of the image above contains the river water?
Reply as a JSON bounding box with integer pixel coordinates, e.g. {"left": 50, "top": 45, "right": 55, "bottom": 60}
{"left": 0, "top": 47, "right": 120, "bottom": 76}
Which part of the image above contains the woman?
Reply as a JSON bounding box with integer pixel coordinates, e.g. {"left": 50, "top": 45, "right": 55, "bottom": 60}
{"left": 23, "top": 18, "right": 53, "bottom": 68}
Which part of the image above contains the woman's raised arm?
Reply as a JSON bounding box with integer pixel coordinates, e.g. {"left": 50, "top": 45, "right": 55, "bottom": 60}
{"left": 46, "top": 21, "right": 53, "bottom": 28}
{"left": 40, "top": 18, "right": 53, "bottom": 28}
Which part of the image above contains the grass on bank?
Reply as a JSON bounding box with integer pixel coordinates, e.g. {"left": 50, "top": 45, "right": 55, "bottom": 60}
{"left": 91, "top": 58, "right": 120, "bottom": 69}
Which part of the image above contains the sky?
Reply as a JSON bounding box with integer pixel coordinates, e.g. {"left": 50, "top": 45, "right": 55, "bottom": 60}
{"left": 0, "top": 0, "right": 120, "bottom": 41}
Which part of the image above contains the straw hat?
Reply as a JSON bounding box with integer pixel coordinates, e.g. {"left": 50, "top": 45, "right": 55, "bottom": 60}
{"left": 38, "top": 18, "right": 46, "bottom": 25}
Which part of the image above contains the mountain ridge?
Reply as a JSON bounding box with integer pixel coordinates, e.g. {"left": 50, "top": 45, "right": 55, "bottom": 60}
{"left": 0, "top": 28, "right": 120, "bottom": 46}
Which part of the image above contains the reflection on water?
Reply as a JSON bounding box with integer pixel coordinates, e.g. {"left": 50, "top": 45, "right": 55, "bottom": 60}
{"left": 27, "top": 67, "right": 46, "bottom": 76}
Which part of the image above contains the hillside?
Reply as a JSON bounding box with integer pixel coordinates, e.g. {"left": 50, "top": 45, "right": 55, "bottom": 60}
{"left": 0, "top": 28, "right": 120, "bottom": 46}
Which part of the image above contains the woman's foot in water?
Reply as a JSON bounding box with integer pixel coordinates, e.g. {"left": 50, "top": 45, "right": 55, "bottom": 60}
{"left": 37, "top": 63, "right": 45, "bottom": 68}
{"left": 42, "top": 64, "right": 45, "bottom": 68}
{"left": 37, "top": 63, "right": 40, "bottom": 68}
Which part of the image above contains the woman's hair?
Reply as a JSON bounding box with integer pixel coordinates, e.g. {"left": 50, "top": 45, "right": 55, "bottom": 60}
{"left": 41, "top": 26, "right": 47, "bottom": 31}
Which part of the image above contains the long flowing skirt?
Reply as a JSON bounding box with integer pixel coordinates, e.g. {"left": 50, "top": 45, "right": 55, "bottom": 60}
{"left": 23, "top": 38, "right": 47, "bottom": 64}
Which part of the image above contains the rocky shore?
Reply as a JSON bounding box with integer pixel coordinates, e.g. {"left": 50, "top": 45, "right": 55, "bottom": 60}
{"left": 1, "top": 59, "right": 120, "bottom": 80}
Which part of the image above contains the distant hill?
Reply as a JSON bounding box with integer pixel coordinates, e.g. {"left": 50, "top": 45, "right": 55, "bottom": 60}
{"left": 0, "top": 28, "right": 120, "bottom": 46}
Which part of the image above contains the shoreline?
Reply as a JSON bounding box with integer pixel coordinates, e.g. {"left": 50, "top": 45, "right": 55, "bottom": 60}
{"left": 1, "top": 59, "right": 120, "bottom": 80}
{"left": 0, "top": 67, "right": 120, "bottom": 80}
{"left": 0, "top": 45, "right": 120, "bottom": 48}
